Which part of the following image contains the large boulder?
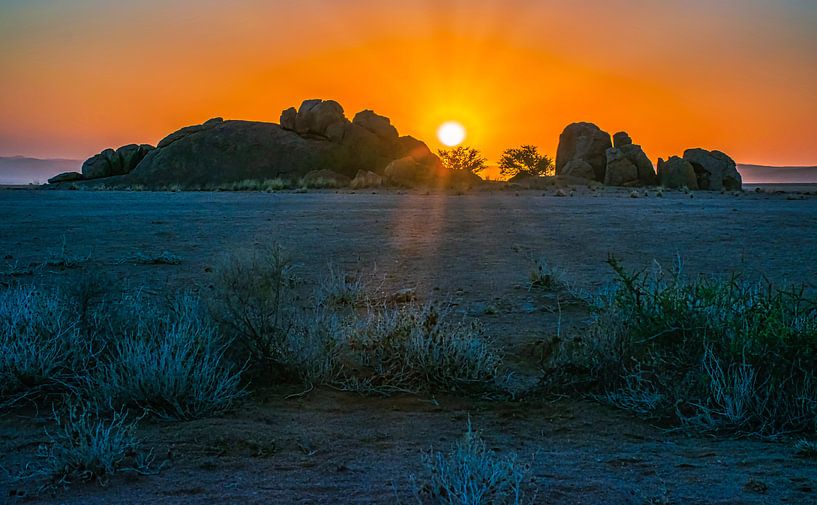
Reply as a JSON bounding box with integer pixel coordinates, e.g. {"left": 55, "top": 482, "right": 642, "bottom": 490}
{"left": 353, "top": 110, "right": 398, "bottom": 141}
{"left": 81, "top": 144, "right": 154, "bottom": 179}
{"left": 612, "top": 131, "right": 632, "bottom": 148}
{"left": 48, "top": 172, "right": 85, "bottom": 184}
{"left": 555, "top": 122, "right": 612, "bottom": 182}
{"left": 560, "top": 160, "right": 596, "bottom": 180}
{"left": 116, "top": 99, "right": 446, "bottom": 188}
{"left": 604, "top": 142, "right": 656, "bottom": 187}
{"left": 658, "top": 157, "right": 699, "bottom": 189}
{"left": 683, "top": 148, "right": 742, "bottom": 190}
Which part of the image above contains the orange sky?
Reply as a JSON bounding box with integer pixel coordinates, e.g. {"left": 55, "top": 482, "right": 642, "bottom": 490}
{"left": 1, "top": 0, "right": 816, "bottom": 168}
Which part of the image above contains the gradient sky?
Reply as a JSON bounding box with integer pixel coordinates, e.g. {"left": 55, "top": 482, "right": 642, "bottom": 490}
{"left": 1, "top": 0, "right": 816, "bottom": 168}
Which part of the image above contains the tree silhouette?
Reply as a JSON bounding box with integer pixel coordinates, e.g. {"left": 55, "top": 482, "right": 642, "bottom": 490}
{"left": 498, "top": 145, "right": 554, "bottom": 177}
{"left": 437, "top": 146, "right": 487, "bottom": 173}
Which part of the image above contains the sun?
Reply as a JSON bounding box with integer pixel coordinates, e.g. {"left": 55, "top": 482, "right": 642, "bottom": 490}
{"left": 437, "top": 121, "right": 466, "bottom": 147}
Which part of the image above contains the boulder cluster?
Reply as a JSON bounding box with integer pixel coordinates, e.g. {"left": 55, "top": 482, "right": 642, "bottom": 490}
{"left": 49, "top": 99, "right": 451, "bottom": 188}
{"left": 555, "top": 122, "right": 741, "bottom": 190}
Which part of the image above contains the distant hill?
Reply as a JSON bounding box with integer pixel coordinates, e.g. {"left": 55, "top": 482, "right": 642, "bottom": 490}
{"left": 738, "top": 164, "right": 817, "bottom": 184}
{"left": 0, "top": 156, "right": 81, "bottom": 185}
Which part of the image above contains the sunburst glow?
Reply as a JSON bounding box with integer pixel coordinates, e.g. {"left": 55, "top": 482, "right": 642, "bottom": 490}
{"left": 437, "top": 122, "right": 466, "bottom": 147}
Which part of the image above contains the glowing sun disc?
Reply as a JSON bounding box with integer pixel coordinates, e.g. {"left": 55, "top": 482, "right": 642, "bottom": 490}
{"left": 437, "top": 121, "right": 466, "bottom": 146}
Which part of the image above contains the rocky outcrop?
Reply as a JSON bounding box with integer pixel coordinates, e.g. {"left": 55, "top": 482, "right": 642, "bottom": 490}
{"left": 47, "top": 172, "right": 85, "bottom": 184}
{"left": 683, "top": 148, "right": 742, "bottom": 190}
{"left": 555, "top": 122, "right": 612, "bottom": 182}
{"left": 561, "top": 160, "right": 596, "bottom": 180}
{"left": 604, "top": 140, "right": 656, "bottom": 187}
{"left": 71, "top": 99, "right": 447, "bottom": 189}
{"left": 350, "top": 170, "right": 384, "bottom": 189}
{"left": 658, "top": 157, "right": 698, "bottom": 189}
{"left": 612, "top": 131, "right": 632, "bottom": 148}
{"left": 80, "top": 144, "right": 154, "bottom": 179}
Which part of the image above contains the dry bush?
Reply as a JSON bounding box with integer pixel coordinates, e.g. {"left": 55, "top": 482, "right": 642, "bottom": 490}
{"left": 25, "top": 399, "right": 153, "bottom": 490}
{"left": 343, "top": 302, "right": 502, "bottom": 394}
{"left": 93, "top": 294, "right": 245, "bottom": 420}
{"left": 0, "top": 286, "right": 92, "bottom": 407}
{"left": 413, "top": 420, "right": 532, "bottom": 505}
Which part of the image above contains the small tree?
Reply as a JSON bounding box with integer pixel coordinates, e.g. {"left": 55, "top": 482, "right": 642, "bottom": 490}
{"left": 437, "top": 147, "right": 487, "bottom": 174}
{"left": 498, "top": 145, "right": 554, "bottom": 178}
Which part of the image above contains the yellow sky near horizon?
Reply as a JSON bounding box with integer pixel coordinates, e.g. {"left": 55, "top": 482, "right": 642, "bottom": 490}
{"left": 1, "top": 0, "right": 816, "bottom": 167}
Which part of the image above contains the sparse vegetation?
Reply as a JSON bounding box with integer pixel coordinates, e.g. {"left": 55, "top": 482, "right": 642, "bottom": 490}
{"left": 93, "top": 295, "right": 245, "bottom": 420}
{"left": 120, "top": 251, "right": 182, "bottom": 265}
{"left": 414, "top": 420, "right": 532, "bottom": 505}
{"left": 0, "top": 286, "right": 91, "bottom": 406}
{"left": 344, "top": 303, "right": 502, "bottom": 393}
{"left": 315, "top": 263, "right": 375, "bottom": 308}
{"left": 528, "top": 257, "right": 569, "bottom": 292}
{"left": 550, "top": 255, "right": 817, "bottom": 435}
{"left": 794, "top": 439, "right": 817, "bottom": 458}
{"left": 27, "top": 400, "right": 153, "bottom": 490}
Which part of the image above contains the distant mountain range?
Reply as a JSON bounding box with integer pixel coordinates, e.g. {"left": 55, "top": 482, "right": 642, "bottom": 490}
{"left": 737, "top": 164, "right": 817, "bottom": 184}
{"left": 1, "top": 156, "right": 816, "bottom": 186}
{"left": 0, "top": 156, "right": 81, "bottom": 185}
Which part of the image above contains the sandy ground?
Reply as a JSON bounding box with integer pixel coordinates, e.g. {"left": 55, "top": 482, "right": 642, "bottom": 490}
{"left": 1, "top": 186, "right": 816, "bottom": 504}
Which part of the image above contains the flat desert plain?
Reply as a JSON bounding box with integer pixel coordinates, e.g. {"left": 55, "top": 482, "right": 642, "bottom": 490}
{"left": 1, "top": 186, "right": 816, "bottom": 504}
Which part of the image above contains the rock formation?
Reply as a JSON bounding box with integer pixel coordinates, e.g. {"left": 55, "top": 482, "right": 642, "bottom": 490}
{"left": 81, "top": 144, "right": 155, "bottom": 179}
{"left": 603, "top": 132, "right": 656, "bottom": 187}
{"left": 555, "top": 122, "right": 612, "bottom": 182}
{"left": 350, "top": 170, "right": 384, "bottom": 189}
{"left": 657, "top": 157, "right": 699, "bottom": 189}
{"left": 56, "top": 99, "right": 447, "bottom": 189}
{"left": 683, "top": 148, "right": 742, "bottom": 190}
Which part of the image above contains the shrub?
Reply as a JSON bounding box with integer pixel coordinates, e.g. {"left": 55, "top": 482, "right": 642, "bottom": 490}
{"left": 557, "top": 255, "right": 817, "bottom": 435}
{"left": 29, "top": 400, "right": 153, "bottom": 489}
{"left": 300, "top": 177, "right": 346, "bottom": 189}
{"left": 210, "top": 245, "right": 298, "bottom": 373}
{"left": 414, "top": 420, "right": 531, "bottom": 505}
{"left": 345, "top": 303, "right": 501, "bottom": 393}
{"left": 94, "top": 295, "right": 245, "bottom": 420}
{"left": 0, "top": 286, "right": 91, "bottom": 406}
{"left": 528, "top": 257, "right": 569, "bottom": 292}
{"left": 315, "top": 264, "right": 374, "bottom": 308}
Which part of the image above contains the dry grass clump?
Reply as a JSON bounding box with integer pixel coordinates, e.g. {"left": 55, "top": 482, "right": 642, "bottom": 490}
{"left": 0, "top": 286, "right": 92, "bottom": 406}
{"left": 414, "top": 420, "right": 532, "bottom": 505}
{"left": 93, "top": 294, "right": 245, "bottom": 420}
{"left": 25, "top": 400, "right": 153, "bottom": 490}
{"left": 344, "top": 303, "right": 502, "bottom": 394}
{"left": 550, "top": 255, "right": 817, "bottom": 435}
{"left": 528, "top": 257, "right": 570, "bottom": 292}
{"left": 119, "top": 251, "right": 182, "bottom": 265}
{"left": 315, "top": 263, "right": 378, "bottom": 308}
{"left": 300, "top": 176, "right": 347, "bottom": 189}
{"left": 794, "top": 439, "right": 817, "bottom": 458}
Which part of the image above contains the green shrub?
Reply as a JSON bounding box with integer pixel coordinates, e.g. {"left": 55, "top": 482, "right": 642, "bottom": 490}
{"left": 556, "top": 255, "right": 817, "bottom": 435}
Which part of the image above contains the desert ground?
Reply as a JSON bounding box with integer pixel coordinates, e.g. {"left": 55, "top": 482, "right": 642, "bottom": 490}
{"left": 1, "top": 185, "right": 816, "bottom": 504}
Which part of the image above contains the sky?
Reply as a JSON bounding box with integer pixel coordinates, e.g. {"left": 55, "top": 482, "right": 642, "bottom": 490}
{"left": 1, "top": 0, "right": 816, "bottom": 169}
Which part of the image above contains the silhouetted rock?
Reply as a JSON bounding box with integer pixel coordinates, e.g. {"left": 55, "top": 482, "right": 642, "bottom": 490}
{"left": 80, "top": 144, "right": 154, "bottom": 179}
{"left": 561, "top": 160, "right": 596, "bottom": 180}
{"left": 384, "top": 157, "right": 436, "bottom": 186}
{"left": 350, "top": 170, "right": 384, "bottom": 189}
{"left": 604, "top": 144, "right": 656, "bottom": 187}
{"left": 48, "top": 172, "right": 84, "bottom": 184}
{"left": 555, "top": 122, "right": 612, "bottom": 182}
{"left": 302, "top": 169, "right": 351, "bottom": 188}
{"left": 683, "top": 148, "right": 742, "bottom": 190}
{"left": 613, "top": 131, "right": 632, "bottom": 148}
{"left": 117, "top": 100, "right": 445, "bottom": 188}
{"left": 658, "top": 156, "right": 698, "bottom": 189}
{"left": 353, "top": 110, "right": 399, "bottom": 141}
{"left": 158, "top": 118, "right": 222, "bottom": 149}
